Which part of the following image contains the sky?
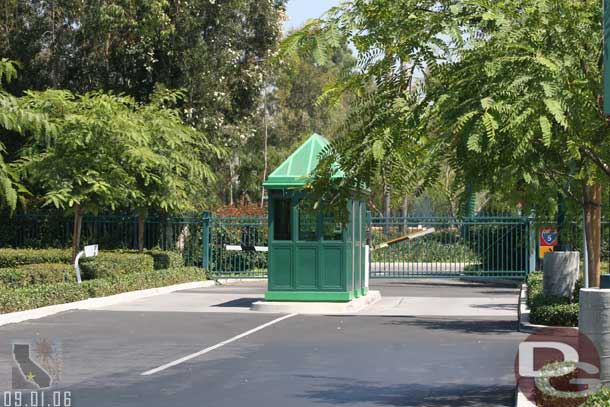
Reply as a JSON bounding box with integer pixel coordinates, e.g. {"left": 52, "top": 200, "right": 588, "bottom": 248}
{"left": 284, "top": 0, "right": 342, "bottom": 32}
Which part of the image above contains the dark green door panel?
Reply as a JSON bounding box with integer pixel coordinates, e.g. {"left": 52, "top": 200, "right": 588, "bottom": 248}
{"left": 269, "top": 244, "right": 292, "bottom": 290}
{"left": 320, "top": 246, "right": 344, "bottom": 289}
{"left": 295, "top": 245, "right": 318, "bottom": 289}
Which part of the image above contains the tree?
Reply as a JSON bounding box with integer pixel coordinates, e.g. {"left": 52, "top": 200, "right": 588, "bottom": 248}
{"left": 285, "top": 0, "right": 610, "bottom": 284}
{"left": 129, "top": 88, "right": 223, "bottom": 252}
{"left": 0, "top": 59, "right": 51, "bottom": 211}
{"left": 234, "top": 39, "right": 356, "bottom": 205}
{"left": 19, "top": 88, "right": 219, "bottom": 259}
{"left": 0, "top": 0, "right": 287, "bottom": 207}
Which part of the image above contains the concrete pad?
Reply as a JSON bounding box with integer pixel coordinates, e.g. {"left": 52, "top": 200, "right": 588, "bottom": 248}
{"left": 250, "top": 291, "right": 381, "bottom": 314}
{"left": 0, "top": 281, "right": 217, "bottom": 327}
{"left": 361, "top": 295, "right": 518, "bottom": 317}
{"left": 103, "top": 292, "right": 266, "bottom": 313}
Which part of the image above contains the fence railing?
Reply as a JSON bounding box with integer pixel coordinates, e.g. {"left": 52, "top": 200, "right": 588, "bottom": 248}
{"left": 1, "top": 212, "right": 609, "bottom": 278}
{"left": 369, "top": 215, "right": 531, "bottom": 278}
{"left": 0, "top": 213, "right": 207, "bottom": 267}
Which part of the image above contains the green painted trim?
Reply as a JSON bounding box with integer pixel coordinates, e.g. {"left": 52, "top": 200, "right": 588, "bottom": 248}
{"left": 265, "top": 291, "right": 354, "bottom": 302}
{"left": 353, "top": 288, "right": 361, "bottom": 298}
{"left": 361, "top": 287, "right": 369, "bottom": 296}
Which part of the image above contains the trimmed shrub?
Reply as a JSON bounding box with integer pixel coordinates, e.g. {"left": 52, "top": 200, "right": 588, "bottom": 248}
{"left": 0, "top": 267, "right": 207, "bottom": 314}
{"left": 146, "top": 250, "right": 184, "bottom": 270}
{"left": 526, "top": 272, "right": 544, "bottom": 308}
{"left": 583, "top": 387, "right": 610, "bottom": 406}
{"left": 529, "top": 301, "right": 579, "bottom": 327}
{"left": 106, "top": 250, "right": 185, "bottom": 270}
{"left": 80, "top": 253, "right": 154, "bottom": 279}
{"left": 0, "top": 263, "right": 73, "bottom": 288}
{"left": 0, "top": 248, "right": 71, "bottom": 268}
{"left": 527, "top": 271, "right": 580, "bottom": 327}
{"left": 83, "top": 267, "right": 207, "bottom": 297}
{"left": 0, "top": 282, "right": 88, "bottom": 313}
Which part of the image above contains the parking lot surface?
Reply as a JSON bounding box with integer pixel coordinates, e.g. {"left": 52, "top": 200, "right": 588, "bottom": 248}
{"left": 0, "top": 279, "right": 525, "bottom": 407}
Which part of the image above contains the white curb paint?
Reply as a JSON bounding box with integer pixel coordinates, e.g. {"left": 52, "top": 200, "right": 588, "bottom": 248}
{"left": 141, "top": 313, "right": 297, "bottom": 376}
{"left": 0, "top": 279, "right": 265, "bottom": 327}
{"left": 251, "top": 291, "right": 382, "bottom": 315}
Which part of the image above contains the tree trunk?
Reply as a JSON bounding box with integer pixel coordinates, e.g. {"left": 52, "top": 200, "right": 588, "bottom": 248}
{"left": 400, "top": 196, "right": 409, "bottom": 233}
{"left": 261, "top": 78, "right": 269, "bottom": 208}
{"left": 584, "top": 183, "right": 602, "bottom": 287}
{"left": 383, "top": 183, "right": 391, "bottom": 235}
{"left": 71, "top": 204, "right": 83, "bottom": 261}
{"left": 138, "top": 210, "right": 146, "bottom": 253}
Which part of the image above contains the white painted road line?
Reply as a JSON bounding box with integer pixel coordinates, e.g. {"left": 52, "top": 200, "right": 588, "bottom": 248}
{"left": 141, "top": 313, "right": 298, "bottom": 376}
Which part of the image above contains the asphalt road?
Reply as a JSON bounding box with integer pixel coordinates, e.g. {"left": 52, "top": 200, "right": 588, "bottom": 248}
{"left": 0, "top": 279, "right": 525, "bottom": 407}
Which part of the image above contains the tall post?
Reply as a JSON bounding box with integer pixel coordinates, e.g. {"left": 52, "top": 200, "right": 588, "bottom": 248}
{"left": 556, "top": 192, "right": 567, "bottom": 251}
{"left": 528, "top": 209, "right": 537, "bottom": 275}
{"left": 464, "top": 179, "right": 475, "bottom": 218}
{"left": 202, "top": 212, "right": 210, "bottom": 270}
{"left": 584, "top": 207, "right": 590, "bottom": 289}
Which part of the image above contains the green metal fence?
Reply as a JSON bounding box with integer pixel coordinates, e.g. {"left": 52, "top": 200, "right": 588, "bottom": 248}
{"left": 5, "top": 211, "right": 609, "bottom": 280}
{"left": 369, "top": 215, "right": 532, "bottom": 279}
{"left": 0, "top": 213, "right": 206, "bottom": 267}
{"left": 206, "top": 215, "right": 268, "bottom": 278}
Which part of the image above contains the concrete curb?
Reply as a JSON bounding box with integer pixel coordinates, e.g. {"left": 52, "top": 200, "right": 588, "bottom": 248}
{"left": 0, "top": 279, "right": 232, "bottom": 327}
{"left": 213, "top": 278, "right": 267, "bottom": 284}
{"left": 459, "top": 277, "right": 521, "bottom": 287}
{"left": 251, "top": 290, "right": 382, "bottom": 314}
{"left": 514, "top": 384, "right": 536, "bottom": 407}
{"left": 519, "top": 283, "right": 548, "bottom": 334}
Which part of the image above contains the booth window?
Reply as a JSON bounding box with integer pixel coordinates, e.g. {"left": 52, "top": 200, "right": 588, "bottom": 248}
{"left": 273, "top": 198, "right": 291, "bottom": 241}
{"left": 322, "top": 213, "right": 343, "bottom": 241}
{"left": 298, "top": 199, "right": 317, "bottom": 241}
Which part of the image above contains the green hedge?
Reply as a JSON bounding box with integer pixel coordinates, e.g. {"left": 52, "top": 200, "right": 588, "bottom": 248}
{"left": 146, "top": 250, "right": 184, "bottom": 270}
{"left": 527, "top": 271, "right": 580, "bottom": 327}
{"left": 583, "top": 387, "right": 610, "bottom": 406}
{"left": 530, "top": 301, "right": 579, "bottom": 327}
{"left": 80, "top": 253, "right": 154, "bottom": 279}
{"left": 104, "top": 250, "right": 185, "bottom": 270}
{"left": 0, "top": 267, "right": 207, "bottom": 314}
{"left": 0, "top": 263, "right": 73, "bottom": 288}
{"left": 0, "top": 248, "right": 71, "bottom": 268}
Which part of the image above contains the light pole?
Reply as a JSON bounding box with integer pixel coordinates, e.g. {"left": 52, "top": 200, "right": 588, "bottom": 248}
{"left": 74, "top": 244, "right": 99, "bottom": 283}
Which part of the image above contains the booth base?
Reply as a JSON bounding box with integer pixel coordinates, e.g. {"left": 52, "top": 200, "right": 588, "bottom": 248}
{"left": 251, "top": 290, "right": 381, "bottom": 314}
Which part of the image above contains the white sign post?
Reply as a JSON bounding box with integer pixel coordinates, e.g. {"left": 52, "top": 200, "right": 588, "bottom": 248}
{"left": 74, "top": 244, "right": 99, "bottom": 283}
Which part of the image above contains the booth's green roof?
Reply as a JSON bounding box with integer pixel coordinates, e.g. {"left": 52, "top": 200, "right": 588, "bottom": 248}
{"left": 263, "top": 133, "right": 344, "bottom": 189}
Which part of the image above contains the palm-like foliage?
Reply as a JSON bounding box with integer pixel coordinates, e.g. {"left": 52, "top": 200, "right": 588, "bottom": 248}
{"left": 283, "top": 0, "right": 610, "bottom": 215}
{"left": 0, "top": 59, "right": 53, "bottom": 211}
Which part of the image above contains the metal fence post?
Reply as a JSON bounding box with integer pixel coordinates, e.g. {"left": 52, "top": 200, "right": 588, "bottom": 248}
{"left": 528, "top": 209, "right": 537, "bottom": 274}
{"left": 202, "top": 212, "right": 210, "bottom": 270}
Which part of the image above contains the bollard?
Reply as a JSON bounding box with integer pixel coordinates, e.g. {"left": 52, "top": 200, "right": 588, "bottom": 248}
{"left": 600, "top": 275, "right": 610, "bottom": 289}
{"left": 543, "top": 251, "right": 580, "bottom": 299}
{"left": 579, "top": 288, "right": 610, "bottom": 385}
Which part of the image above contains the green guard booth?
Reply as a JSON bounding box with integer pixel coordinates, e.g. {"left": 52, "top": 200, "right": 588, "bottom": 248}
{"left": 263, "top": 133, "right": 368, "bottom": 302}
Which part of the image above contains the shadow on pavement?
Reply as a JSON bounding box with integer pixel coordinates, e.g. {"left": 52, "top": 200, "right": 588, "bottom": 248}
{"left": 372, "top": 281, "right": 518, "bottom": 289}
{"left": 380, "top": 317, "right": 519, "bottom": 335}
{"left": 296, "top": 375, "right": 514, "bottom": 406}
{"left": 211, "top": 298, "right": 260, "bottom": 308}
